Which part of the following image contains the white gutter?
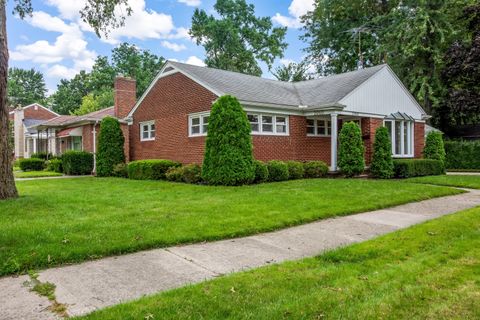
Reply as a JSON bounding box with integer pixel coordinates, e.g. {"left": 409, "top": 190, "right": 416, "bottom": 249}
{"left": 92, "top": 121, "right": 98, "bottom": 174}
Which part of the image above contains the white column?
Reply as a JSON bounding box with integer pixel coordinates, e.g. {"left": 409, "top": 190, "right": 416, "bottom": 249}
{"left": 330, "top": 113, "right": 338, "bottom": 172}
{"left": 33, "top": 137, "right": 37, "bottom": 154}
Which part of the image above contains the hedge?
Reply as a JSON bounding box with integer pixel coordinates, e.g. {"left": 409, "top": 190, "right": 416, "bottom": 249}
{"left": 62, "top": 151, "right": 94, "bottom": 175}
{"left": 30, "top": 152, "right": 52, "bottom": 160}
{"left": 266, "top": 160, "right": 289, "bottom": 182}
{"left": 253, "top": 160, "right": 269, "bottom": 183}
{"left": 303, "top": 161, "right": 329, "bottom": 178}
{"left": 46, "top": 158, "right": 63, "bottom": 173}
{"left": 338, "top": 122, "right": 365, "bottom": 177}
{"left": 128, "top": 159, "right": 181, "bottom": 180}
{"left": 393, "top": 159, "right": 445, "bottom": 178}
{"left": 444, "top": 140, "right": 480, "bottom": 170}
{"left": 286, "top": 161, "right": 304, "bottom": 180}
{"left": 19, "top": 158, "right": 45, "bottom": 171}
{"left": 96, "top": 117, "right": 125, "bottom": 177}
{"left": 165, "top": 164, "right": 203, "bottom": 184}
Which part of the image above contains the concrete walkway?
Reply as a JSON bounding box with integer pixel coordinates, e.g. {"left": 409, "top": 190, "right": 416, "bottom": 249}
{"left": 1, "top": 189, "right": 480, "bottom": 320}
{"left": 447, "top": 171, "right": 480, "bottom": 176}
{"left": 15, "top": 175, "right": 93, "bottom": 181}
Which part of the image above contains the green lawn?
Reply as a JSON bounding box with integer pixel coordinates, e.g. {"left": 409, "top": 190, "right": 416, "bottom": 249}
{"left": 78, "top": 206, "right": 480, "bottom": 320}
{"left": 409, "top": 175, "right": 480, "bottom": 189}
{"left": 14, "top": 171, "right": 63, "bottom": 178}
{"left": 0, "top": 178, "right": 460, "bottom": 276}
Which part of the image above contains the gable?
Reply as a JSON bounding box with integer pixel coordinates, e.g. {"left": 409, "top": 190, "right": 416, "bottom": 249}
{"left": 23, "top": 103, "right": 59, "bottom": 120}
{"left": 339, "top": 67, "right": 426, "bottom": 119}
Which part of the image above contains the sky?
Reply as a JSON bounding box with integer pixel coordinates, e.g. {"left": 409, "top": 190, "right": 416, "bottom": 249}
{"left": 7, "top": 0, "right": 315, "bottom": 94}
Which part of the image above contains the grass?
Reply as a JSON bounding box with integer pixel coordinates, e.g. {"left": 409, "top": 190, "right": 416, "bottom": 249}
{"left": 78, "top": 206, "right": 480, "bottom": 320}
{"left": 409, "top": 175, "right": 480, "bottom": 189}
{"left": 0, "top": 178, "right": 461, "bottom": 276}
{"left": 14, "top": 170, "right": 63, "bottom": 178}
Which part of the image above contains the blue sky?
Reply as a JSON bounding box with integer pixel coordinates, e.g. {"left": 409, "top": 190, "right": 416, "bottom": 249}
{"left": 8, "top": 0, "right": 314, "bottom": 94}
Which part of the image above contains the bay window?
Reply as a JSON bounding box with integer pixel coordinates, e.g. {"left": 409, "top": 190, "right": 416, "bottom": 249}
{"left": 385, "top": 120, "right": 414, "bottom": 157}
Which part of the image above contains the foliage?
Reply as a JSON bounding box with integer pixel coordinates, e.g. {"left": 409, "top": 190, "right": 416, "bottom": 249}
{"left": 202, "top": 95, "right": 255, "bottom": 185}
{"left": 7, "top": 67, "right": 47, "bottom": 106}
{"left": 423, "top": 131, "right": 446, "bottom": 164}
{"left": 96, "top": 117, "right": 125, "bottom": 177}
{"left": 19, "top": 158, "right": 45, "bottom": 171}
{"left": 253, "top": 160, "right": 269, "bottom": 183}
{"left": 51, "top": 71, "right": 91, "bottom": 115}
{"left": 286, "top": 161, "right": 304, "bottom": 180}
{"left": 72, "top": 91, "right": 114, "bottom": 116}
{"left": 303, "top": 161, "right": 329, "bottom": 178}
{"left": 46, "top": 159, "right": 62, "bottom": 173}
{"left": 62, "top": 151, "right": 94, "bottom": 175}
{"left": 338, "top": 122, "right": 365, "bottom": 177}
{"left": 112, "top": 163, "right": 128, "bottom": 178}
{"left": 370, "top": 126, "right": 394, "bottom": 179}
{"left": 272, "top": 61, "right": 314, "bottom": 82}
{"left": 127, "top": 160, "right": 181, "bottom": 180}
{"left": 266, "top": 160, "right": 289, "bottom": 182}
{"left": 165, "top": 166, "right": 184, "bottom": 182}
{"left": 166, "top": 164, "right": 203, "bottom": 184}
{"left": 30, "top": 152, "right": 52, "bottom": 160}
{"left": 393, "top": 159, "right": 445, "bottom": 178}
{"left": 190, "top": 0, "right": 287, "bottom": 76}
{"left": 444, "top": 140, "right": 480, "bottom": 170}
{"left": 408, "top": 175, "right": 480, "bottom": 189}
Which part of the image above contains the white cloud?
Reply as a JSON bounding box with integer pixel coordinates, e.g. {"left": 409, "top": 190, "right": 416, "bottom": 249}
{"left": 185, "top": 56, "right": 205, "bottom": 66}
{"left": 178, "top": 0, "right": 201, "bottom": 6}
{"left": 280, "top": 58, "right": 295, "bottom": 66}
{"left": 45, "top": 0, "right": 85, "bottom": 21}
{"left": 273, "top": 0, "right": 314, "bottom": 28}
{"left": 161, "top": 41, "right": 187, "bottom": 52}
{"left": 46, "top": 64, "right": 78, "bottom": 79}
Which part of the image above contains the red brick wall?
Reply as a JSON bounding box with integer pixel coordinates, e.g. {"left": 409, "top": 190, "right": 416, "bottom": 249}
{"left": 361, "top": 117, "right": 384, "bottom": 164}
{"left": 414, "top": 121, "right": 425, "bottom": 158}
{"left": 24, "top": 105, "right": 57, "bottom": 120}
{"left": 82, "top": 124, "right": 96, "bottom": 153}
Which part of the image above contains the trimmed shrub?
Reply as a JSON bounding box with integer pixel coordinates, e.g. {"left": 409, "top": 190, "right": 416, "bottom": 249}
{"left": 202, "top": 95, "right": 255, "bottom": 185}
{"left": 127, "top": 159, "right": 181, "bottom": 180}
{"left": 19, "top": 158, "right": 45, "bottom": 171}
{"left": 30, "top": 152, "right": 52, "bottom": 160}
{"left": 96, "top": 117, "right": 125, "bottom": 177}
{"left": 62, "top": 151, "right": 94, "bottom": 175}
{"left": 445, "top": 140, "right": 480, "bottom": 170}
{"left": 112, "top": 163, "right": 128, "bottom": 178}
{"left": 370, "top": 126, "right": 394, "bottom": 179}
{"left": 46, "top": 158, "right": 63, "bottom": 173}
{"left": 166, "top": 164, "right": 203, "bottom": 184}
{"left": 338, "top": 122, "right": 365, "bottom": 177}
{"left": 423, "top": 131, "right": 446, "bottom": 164}
{"left": 286, "top": 161, "right": 304, "bottom": 180}
{"left": 303, "top": 161, "right": 329, "bottom": 178}
{"left": 393, "top": 159, "right": 445, "bottom": 178}
{"left": 253, "top": 160, "right": 269, "bottom": 183}
{"left": 267, "top": 160, "right": 289, "bottom": 182}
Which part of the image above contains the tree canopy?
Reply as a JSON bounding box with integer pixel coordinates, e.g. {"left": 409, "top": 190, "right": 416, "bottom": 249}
{"left": 272, "top": 61, "right": 314, "bottom": 82}
{"left": 190, "top": 0, "right": 287, "bottom": 76}
{"left": 7, "top": 67, "right": 47, "bottom": 107}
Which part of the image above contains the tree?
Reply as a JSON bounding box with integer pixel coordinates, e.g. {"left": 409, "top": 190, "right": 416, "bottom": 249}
{"left": 423, "top": 131, "right": 446, "bottom": 165}
{"left": 202, "top": 95, "right": 255, "bottom": 185}
{"left": 1, "top": 0, "right": 131, "bottom": 200}
{"left": 51, "top": 71, "right": 91, "bottom": 115}
{"left": 96, "top": 116, "right": 125, "bottom": 177}
{"left": 370, "top": 126, "right": 394, "bottom": 179}
{"left": 190, "top": 0, "right": 287, "bottom": 76}
{"left": 338, "top": 122, "right": 365, "bottom": 177}
{"left": 72, "top": 90, "right": 114, "bottom": 116}
{"left": 7, "top": 67, "right": 47, "bottom": 106}
{"left": 272, "top": 61, "right": 314, "bottom": 82}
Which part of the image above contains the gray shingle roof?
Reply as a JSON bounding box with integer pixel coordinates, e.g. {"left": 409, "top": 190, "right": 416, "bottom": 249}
{"left": 168, "top": 61, "right": 386, "bottom": 109}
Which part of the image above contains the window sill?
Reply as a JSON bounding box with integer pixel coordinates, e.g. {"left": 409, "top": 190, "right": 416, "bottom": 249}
{"left": 251, "top": 132, "right": 289, "bottom": 136}
{"left": 140, "top": 138, "right": 155, "bottom": 142}
{"left": 392, "top": 155, "right": 415, "bottom": 158}
{"left": 189, "top": 134, "right": 207, "bottom": 138}
{"left": 307, "top": 134, "right": 331, "bottom": 137}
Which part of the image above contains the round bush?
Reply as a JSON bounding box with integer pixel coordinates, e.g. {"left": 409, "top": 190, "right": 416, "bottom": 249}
{"left": 182, "top": 164, "right": 203, "bottom": 184}
{"left": 19, "top": 158, "right": 45, "bottom": 171}
{"left": 338, "top": 122, "right": 365, "bottom": 177}
{"left": 423, "top": 131, "right": 446, "bottom": 164}
{"left": 46, "top": 158, "right": 63, "bottom": 173}
{"left": 112, "top": 163, "right": 128, "bottom": 178}
{"left": 96, "top": 117, "right": 125, "bottom": 177}
{"left": 253, "top": 160, "right": 269, "bottom": 183}
{"left": 370, "top": 126, "right": 394, "bottom": 179}
{"left": 267, "top": 160, "right": 289, "bottom": 182}
{"left": 202, "top": 95, "right": 255, "bottom": 185}
{"left": 286, "top": 161, "right": 304, "bottom": 179}
{"left": 165, "top": 166, "right": 184, "bottom": 182}
{"left": 303, "top": 161, "right": 328, "bottom": 178}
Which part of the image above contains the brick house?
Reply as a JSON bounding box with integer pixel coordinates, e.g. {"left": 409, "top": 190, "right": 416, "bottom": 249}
{"left": 28, "top": 61, "right": 428, "bottom": 172}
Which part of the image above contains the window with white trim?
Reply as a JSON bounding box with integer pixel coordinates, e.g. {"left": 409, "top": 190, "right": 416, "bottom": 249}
{"left": 189, "top": 113, "right": 209, "bottom": 136}
{"left": 384, "top": 120, "right": 414, "bottom": 157}
{"left": 306, "top": 118, "right": 332, "bottom": 136}
{"left": 247, "top": 113, "right": 289, "bottom": 135}
{"left": 140, "top": 121, "right": 155, "bottom": 141}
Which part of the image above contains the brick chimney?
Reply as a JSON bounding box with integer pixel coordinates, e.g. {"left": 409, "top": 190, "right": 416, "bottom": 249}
{"left": 114, "top": 76, "right": 136, "bottom": 119}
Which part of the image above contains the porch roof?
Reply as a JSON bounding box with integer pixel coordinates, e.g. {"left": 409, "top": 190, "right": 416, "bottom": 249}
{"left": 57, "top": 127, "right": 83, "bottom": 138}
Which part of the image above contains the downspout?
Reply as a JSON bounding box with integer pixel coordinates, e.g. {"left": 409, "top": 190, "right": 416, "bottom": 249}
{"left": 92, "top": 121, "right": 98, "bottom": 175}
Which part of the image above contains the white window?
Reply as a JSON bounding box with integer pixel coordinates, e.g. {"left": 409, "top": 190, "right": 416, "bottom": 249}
{"left": 140, "top": 121, "right": 155, "bottom": 141}
{"left": 247, "top": 113, "right": 289, "bottom": 135}
{"left": 189, "top": 113, "right": 210, "bottom": 137}
{"left": 306, "top": 118, "right": 332, "bottom": 136}
{"left": 384, "top": 120, "right": 414, "bottom": 157}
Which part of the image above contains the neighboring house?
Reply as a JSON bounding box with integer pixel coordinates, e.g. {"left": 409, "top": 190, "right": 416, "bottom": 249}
{"left": 10, "top": 103, "right": 59, "bottom": 158}
{"left": 27, "top": 61, "right": 428, "bottom": 172}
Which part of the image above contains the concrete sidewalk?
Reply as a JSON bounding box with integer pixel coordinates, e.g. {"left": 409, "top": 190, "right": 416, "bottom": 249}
{"left": 1, "top": 189, "right": 480, "bottom": 320}
{"left": 15, "top": 175, "right": 93, "bottom": 181}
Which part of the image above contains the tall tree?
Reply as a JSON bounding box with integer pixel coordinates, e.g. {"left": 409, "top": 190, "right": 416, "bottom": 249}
{"left": 1, "top": 0, "right": 131, "bottom": 200}
{"left": 7, "top": 67, "right": 47, "bottom": 106}
{"left": 50, "top": 71, "right": 91, "bottom": 115}
{"left": 272, "top": 61, "right": 314, "bottom": 82}
{"left": 190, "top": 0, "right": 287, "bottom": 76}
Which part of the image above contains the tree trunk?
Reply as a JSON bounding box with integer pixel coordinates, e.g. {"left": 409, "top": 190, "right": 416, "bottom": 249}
{"left": 0, "top": 3, "right": 18, "bottom": 200}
